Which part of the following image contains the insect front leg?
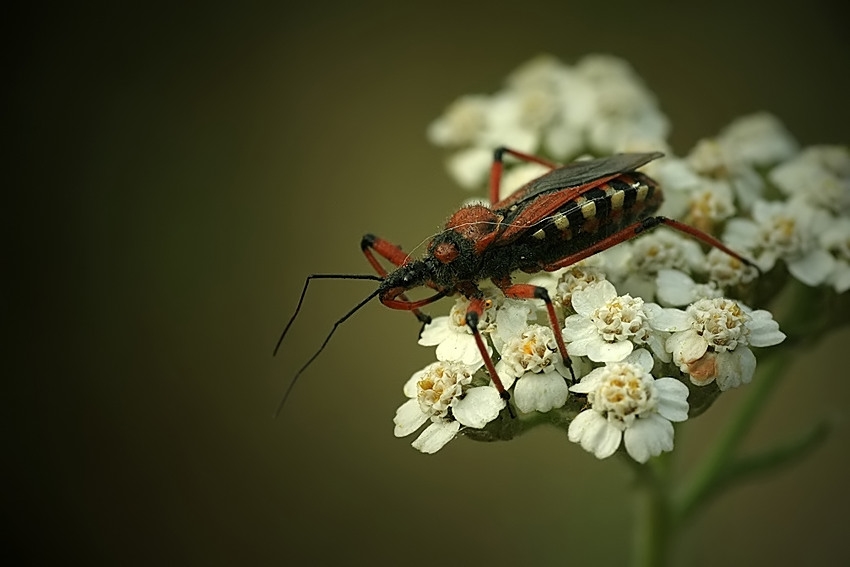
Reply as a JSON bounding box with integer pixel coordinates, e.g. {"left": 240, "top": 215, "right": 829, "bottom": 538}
{"left": 489, "top": 147, "right": 559, "bottom": 205}
{"left": 464, "top": 297, "right": 516, "bottom": 418}
{"left": 361, "top": 233, "right": 432, "bottom": 325}
{"left": 494, "top": 280, "right": 576, "bottom": 382}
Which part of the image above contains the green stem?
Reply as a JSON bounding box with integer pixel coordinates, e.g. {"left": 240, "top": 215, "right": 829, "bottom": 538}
{"left": 630, "top": 453, "right": 673, "bottom": 567}
{"left": 676, "top": 347, "right": 792, "bottom": 521}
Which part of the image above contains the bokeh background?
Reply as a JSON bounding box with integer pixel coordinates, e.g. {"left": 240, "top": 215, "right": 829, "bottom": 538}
{"left": 9, "top": 1, "right": 850, "bottom": 565}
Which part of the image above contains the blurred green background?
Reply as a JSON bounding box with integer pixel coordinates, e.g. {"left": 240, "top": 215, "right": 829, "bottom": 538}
{"left": 9, "top": 1, "right": 850, "bottom": 565}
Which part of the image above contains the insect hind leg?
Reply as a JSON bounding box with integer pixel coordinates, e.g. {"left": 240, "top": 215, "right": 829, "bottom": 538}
{"left": 489, "top": 147, "right": 559, "bottom": 205}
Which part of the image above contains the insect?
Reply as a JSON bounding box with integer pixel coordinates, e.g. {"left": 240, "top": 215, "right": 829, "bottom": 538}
{"left": 273, "top": 147, "right": 754, "bottom": 417}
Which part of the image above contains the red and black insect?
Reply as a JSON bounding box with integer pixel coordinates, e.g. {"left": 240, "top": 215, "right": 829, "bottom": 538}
{"left": 273, "top": 147, "right": 753, "bottom": 416}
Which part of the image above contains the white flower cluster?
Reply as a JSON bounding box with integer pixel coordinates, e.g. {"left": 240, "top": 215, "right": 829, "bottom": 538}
{"left": 393, "top": 53, "right": 846, "bottom": 462}
{"left": 427, "top": 54, "right": 669, "bottom": 191}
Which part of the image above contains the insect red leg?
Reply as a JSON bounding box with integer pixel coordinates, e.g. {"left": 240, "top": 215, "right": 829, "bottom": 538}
{"left": 361, "top": 233, "right": 432, "bottom": 324}
{"left": 542, "top": 216, "right": 757, "bottom": 272}
{"left": 465, "top": 297, "right": 515, "bottom": 418}
{"left": 496, "top": 282, "right": 576, "bottom": 382}
{"left": 489, "top": 147, "right": 560, "bottom": 205}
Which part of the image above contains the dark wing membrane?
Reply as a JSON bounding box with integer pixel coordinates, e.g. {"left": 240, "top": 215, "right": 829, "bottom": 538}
{"left": 515, "top": 152, "right": 663, "bottom": 205}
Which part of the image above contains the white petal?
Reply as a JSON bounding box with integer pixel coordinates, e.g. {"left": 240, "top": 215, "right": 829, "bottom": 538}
{"left": 417, "top": 318, "right": 450, "bottom": 347}
{"left": 623, "top": 413, "right": 674, "bottom": 463}
{"left": 667, "top": 330, "right": 708, "bottom": 364}
{"left": 830, "top": 263, "right": 850, "bottom": 293}
{"left": 623, "top": 348, "right": 654, "bottom": 371}
{"left": 514, "top": 372, "right": 570, "bottom": 413}
{"left": 393, "top": 399, "right": 429, "bottom": 437}
{"left": 493, "top": 300, "right": 535, "bottom": 346}
{"left": 654, "top": 270, "right": 698, "bottom": 307}
{"left": 653, "top": 378, "right": 690, "bottom": 422}
{"left": 402, "top": 369, "right": 424, "bottom": 399}
{"left": 746, "top": 311, "right": 786, "bottom": 347}
{"left": 644, "top": 303, "right": 692, "bottom": 331}
{"left": 447, "top": 147, "right": 493, "bottom": 190}
{"left": 569, "top": 367, "right": 606, "bottom": 394}
{"left": 787, "top": 249, "right": 836, "bottom": 286}
{"left": 723, "top": 218, "right": 759, "bottom": 251}
{"left": 568, "top": 410, "right": 622, "bottom": 459}
{"left": 571, "top": 280, "right": 617, "bottom": 317}
{"left": 411, "top": 420, "right": 461, "bottom": 453}
{"left": 561, "top": 316, "right": 596, "bottom": 342}
{"left": 452, "top": 387, "right": 505, "bottom": 428}
{"left": 715, "top": 348, "right": 756, "bottom": 390}
{"left": 646, "top": 332, "right": 672, "bottom": 363}
{"left": 585, "top": 337, "right": 633, "bottom": 362}
{"left": 435, "top": 334, "right": 486, "bottom": 366}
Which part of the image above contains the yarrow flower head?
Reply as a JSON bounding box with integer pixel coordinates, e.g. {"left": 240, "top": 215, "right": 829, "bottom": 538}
{"left": 652, "top": 298, "right": 786, "bottom": 390}
{"left": 724, "top": 199, "right": 835, "bottom": 285}
{"left": 393, "top": 360, "right": 505, "bottom": 453}
{"left": 418, "top": 295, "right": 497, "bottom": 366}
{"left": 562, "top": 280, "right": 669, "bottom": 363}
{"left": 568, "top": 350, "right": 689, "bottom": 463}
{"left": 494, "top": 324, "right": 570, "bottom": 413}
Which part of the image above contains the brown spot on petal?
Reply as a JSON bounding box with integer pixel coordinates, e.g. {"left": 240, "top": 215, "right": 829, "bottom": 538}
{"left": 688, "top": 352, "right": 718, "bottom": 384}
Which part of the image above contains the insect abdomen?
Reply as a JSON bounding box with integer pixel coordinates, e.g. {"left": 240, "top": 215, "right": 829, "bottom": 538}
{"left": 512, "top": 172, "right": 662, "bottom": 266}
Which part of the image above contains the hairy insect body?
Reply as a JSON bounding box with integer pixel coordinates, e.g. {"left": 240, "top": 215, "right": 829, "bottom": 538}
{"left": 419, "top": 171, "right": 662, "bottom": 294}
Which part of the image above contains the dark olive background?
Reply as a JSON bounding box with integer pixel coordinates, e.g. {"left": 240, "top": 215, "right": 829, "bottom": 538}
{"left": 9, "top": 1, "right": 850, "bottom": 565}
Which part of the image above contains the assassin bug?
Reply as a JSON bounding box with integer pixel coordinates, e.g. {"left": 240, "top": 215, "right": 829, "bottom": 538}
{"left": 273, "top": 147, "right": 754, "bottom": 417}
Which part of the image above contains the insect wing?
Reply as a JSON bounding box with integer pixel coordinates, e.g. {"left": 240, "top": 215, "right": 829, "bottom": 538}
{"left": 515, "top": 152, "right": 663, "bottom": 205}
{"left": 492, "top": 152, "right": 663, "bottom": 243}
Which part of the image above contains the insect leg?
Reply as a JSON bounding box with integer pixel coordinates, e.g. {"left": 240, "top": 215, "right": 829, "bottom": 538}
{"left": 489, "top": 147, "right": 559, "bottom": 205}
{"left": 361, "top": 233, "right": 432, "bottom": 324}
{"left": 496, "top": 282, "right": 576, "bottom": 382}
{"left": 541, "top": 216, "right": 758, "bottom": 271}
{"left": 465, "top": 297, "right": 516, "bottom": 418}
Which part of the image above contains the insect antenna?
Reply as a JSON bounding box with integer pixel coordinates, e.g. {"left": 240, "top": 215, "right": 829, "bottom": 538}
{"left": 273, "top": 277, "right": 383, "bottom": 418}
{"left": 273, "top": 273, "right": 383, "bottom": 356}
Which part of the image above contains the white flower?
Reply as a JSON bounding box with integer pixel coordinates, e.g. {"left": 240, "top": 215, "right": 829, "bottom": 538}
{"left": 427, "top": 95, "right": 491, "bottom": 147}
{"left": 769, "top": 145, "right": 850, "bottom": 215}
{"left": 685, "top": 179, "right": 736, "bottom": 229}
{"left": 716, "top": 112, "right": 799, "bottom": 167}
{"left": 568, "top": 350, "right": 689, "bottom": 463}
{"left": 724, "top": 199, "right": 835, "bottom": 285}
{"left": 393, "top": 361, "right": 505, "bottom": 453}
{"left": 494, "top": 324, "right": 570, "bottom": 413}
{"left": 446, "top": 147, "right": 495, "bottom": 190}
{"left": 687, "top": 137, "right": 764, "bottom": 211}
{"left": 551, "top": 261, "right": 608, "bottom": 314}
{"left": 614, "top": 228, "right": 706, "bottom": 300}
{"left": 562, "top": 280, "right": 668, "bottom": 362}
{"left": 653, "top": 298, "right": 786, "bottom": 390}
{"left": 705, "top": 248, "right": 760, "bottom": 289}
{"left": 418, "top": 296, "right": 496, "bottom": 366}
